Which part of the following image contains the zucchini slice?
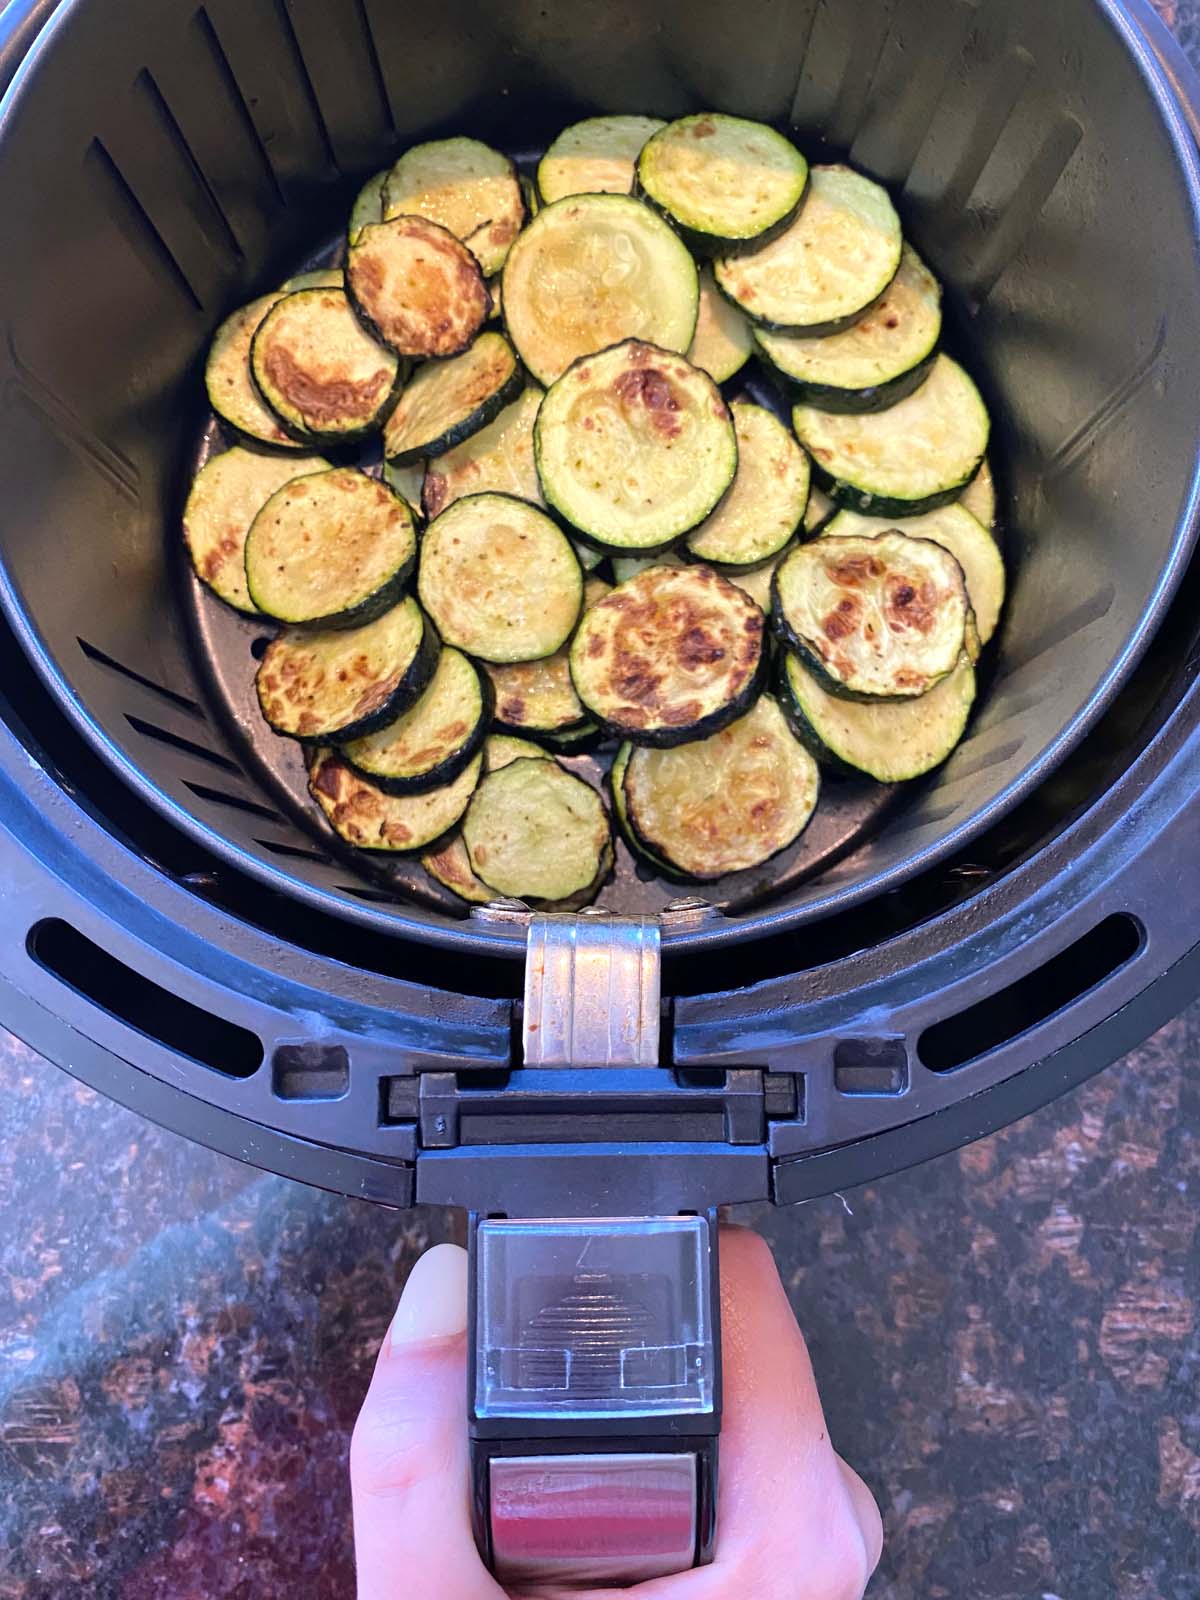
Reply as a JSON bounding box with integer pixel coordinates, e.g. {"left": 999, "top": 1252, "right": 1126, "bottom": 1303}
{"left": 755, "top": 246, "right": 941, "bottom": 412}
{"left": 609, "top": 742, "right": 672, "bottom": 872}
{"left": 537, "top": 116, "right": 666, "bottom": 204}
{"left": 421, "top": 734, "right": 550, "bottom": 902}
{"left": 823, "top": 505, "right": 1005, "bottom": 644}
{"left": 501, "top": 194, "right": 699, "bottom": 386}
{"left": 183, "top": 445, "right": 328, "bottom": 614}
{"left": 714, "top": 165, "right": 901, "bottom": 334}
{"left": 688, "top": 267, "right": 754, "bottom": 384}
{"left": 960, "top": 458, "right": 997, "bottom": 528}
{"left": 421, "top": 384, "right": 543, "bottom": 519}
{"left": 349, "top": 170, "right": 386, "bottom": 244}
{"left": 206, "top": 292, "right": 299, "bottom": 448}
{"left": 793, "top": 355, "right": 990, "bottom": 515}
{"left": 535, "top": 340, "right": 737, "bottom": 552}
{"left": 623, "top": 695, "right": 819, "bottom": 879}
{"left": 570, "top": 564, "right": 764, "bottom": 745}
{"left": 382, "top": 137, "right": 525, "bottom": 277}
{"left": 245, "top": 467, "right": 417, "bottom": 627}
{"left": 280, "top": 268, "right": 344, "bottom": 292}
{"left": 251, "top": 287, "right": 401, "bottom": 443}
{"left": 383, "top": 332, "right": 522, "bottom": 464}
{"left": 382, "top": 458, "right": 426, "bottom": 515}
{"left": 486, "top": 575, "right": 610, "bottom": 737}
{"left": 463, "top": 757, "right": 610, "bottom": 902}
{"left": 684, "top": 401, "right": 810, "bottom": 569}
{"left": 341, "top": 645, "right": 488, "bottom": 792}
{"left": 805, "top": 483, "right": 835, "bottom": 533}
{"left": 348, "top": 216, "right": 490, "bottom": 359}
{"left": 636, "top": 114, "right": 808, "bottom": 253}
{"left": 772, "top": 531, "right": 968, "bottom": 699}
{"left": 780, "top": 649, "right": 976, "bottom": 782}
{"left": 727, "top": 551, "right": 785, "bottom": 613}
{"left": 255, "top": 596, "right": 438, "bottom": 742}
{"left": 419, "top": 492, "right": 583, "bottom": 662}
{"left": 308, "top": 745, "right": 481, "bottom": 851}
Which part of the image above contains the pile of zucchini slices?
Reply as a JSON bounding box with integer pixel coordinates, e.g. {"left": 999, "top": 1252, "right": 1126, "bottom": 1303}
{"left": 184, "top": 113, "right": 1003, "bottom": 903}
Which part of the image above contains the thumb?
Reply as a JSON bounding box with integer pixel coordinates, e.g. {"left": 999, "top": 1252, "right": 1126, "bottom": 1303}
{"left": 351, "top": 1243, "right": 503, "bottom": 1600}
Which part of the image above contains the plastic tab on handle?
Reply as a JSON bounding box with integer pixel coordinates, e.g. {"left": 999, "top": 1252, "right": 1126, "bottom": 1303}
{"left": 523, "top": 913, "right": 661, "bottom": 1068}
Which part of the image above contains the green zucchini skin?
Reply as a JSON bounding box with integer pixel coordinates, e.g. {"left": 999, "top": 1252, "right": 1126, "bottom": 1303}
{"left": 810, "top": 463, "right": 975, "bottom": 520}
{"left": 633, "top": 171, "right": 807, "bottom": 260}
{"left": 780, "top": 348, "right": 937, "bottom": 415}
{"left": 341, "top": 649, "right": 491, "bottom": 794}
{"left": 383, "top": 333, "right": 524, "bottom": 466}
{"left": 723, "top": 277, "right": 895, "bottom": 339}
{"left": 609, "top": 743, "right": 678, "bottom": 875}
{"left": 308, "top": 746, "right": 483, "bottom": 853}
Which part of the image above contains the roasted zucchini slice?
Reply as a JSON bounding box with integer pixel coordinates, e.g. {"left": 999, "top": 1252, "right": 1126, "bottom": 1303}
{"left": 687, "top": 267, "right": 754, "bottom": 384}
{"left": 960, "top": 458, "right": 997, "bottom": 528}
{"left": 537, "top": 115, "right": 666, "bottom": 204}
{"left": 755, "top": 246, "right": 941, "bottom": 412}
{"left": 255, "top": 596, "right": 438, "bottom": 742}
{"left": 714, "top": 165, "right": 901, "bottom": 334}
{"left": 183, "top": 445, "right": 328, "bottom": 614}
{"left": 348, "top": 216, "right": 490, "bottom": 359}
{"left": 280, "top": 268, "right": 344, "bottom": 292}
{"left": 382, "top": 137, "right": 525, "bottom": 277}
{"left": 463, "top": 757, "right": 610, "bottom": 902}
{"left": 245, "top": 467, "right": 417, "bottom": 627}
{"left": 570, "top": 564, "right": 764, "bottom": 744}
{"left": 251, "top": 287, "right": 402, "bottom": 443}
{"left": 502, "top": 194, "right": 699, "bottom": 386}
{"left": 349, "top": 170, "right": 386, "bottom": 244}
{"left": 684, "top": 401, "right": 810, "bottom": 569}
{"left": 622, "top": 695, "right": 819, "bottom": 879}
{"left": 341, "top": 645, "right": 488, "bottom": 793}
{"left": 206, "top": 292, "right": 299, "bottom": 448}
{"left": 727, "top": 553, "right": 785, "bottom": 613}
{"left": 308, "top": 745, "right": 481, "bottom": 851}
{"left": 609, "top": 742, "right": 672, "bottom": 872}
{"left": 418, "top": 492, "right": 583, "bottom": 662}
{"left": 421, "top": 385, "right": 544, "bottom": 518}
{"left": 804, "top": 483, "right": 835, "bottom": 533}
{"left": 823, "top": 505, "right": 1005, "bottom": 644}
{"left": 535, "top": 340, "right": 737, "bottom": 552}
{"left": 793, "top": 355, "right": 990, "bottom": 515}
{"left": 383, "top": 332, "right": 522, "bottom": 464}
{"left": 636, "top": 114, "right": 808, "bottom": 253}
{"left": 421, "top": 735, "right": 549, "bottom": 904}
{"left": 381, "top": 458, "right": 426, "bottom": 516}
{"left": 780, "top": 649, "right": 976, "bottom": 782}
{"left": 772, "top": 531, "right": 969, "bottom": 699}
{"left": 486, "top": 575, "right": 610, "bottom": 738}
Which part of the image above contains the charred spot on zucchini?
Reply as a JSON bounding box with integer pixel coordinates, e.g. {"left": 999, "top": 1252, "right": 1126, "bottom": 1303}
{"left": 308, "top": 745, "right": 481, "bottom": 852}
{"left": 463, "top": 757, "right": 610, "bottom": 902}
{"left": 341, "top": 645, "right": 488, "bottom": 793}
{"left": 824, "top": 505, "right": 1005, "bottom": 644}
{"left": 349, "top": 170, "right": 386, "bottom": 244}
{"left": 419, "top": 492, "right": 583, "bottom": 662}
{"left": 502, "top": 194, "right": 698, "bottom": 386}
{"left": 245, "top": 467, "right": 417, "bottom": 628}
{"left": 623, "top": 695, "right": 819, "bottom": 879}
{"left": 206, "top": 293, "right": 299, "bottom": 448}
{"left": 251, "top": 287, "right": 401, "bottom": 443}
{"left": 684, "top": 401, "right": 810, "bottom": 569}
{"left": 535, "top": 340, "right": 737, "bottom": 552}
{"left": 755, "top": 246, "right": 941, "bottom": 412}
{"left": 688, "top": 267, "right": 754, "bottom": 384}
{"left": 569, "top": 564, "right": 764, "bottom": 745}
{"left": 184, "top": 445, "right": 328, "bottom": 614}
{"left": 538, "top": 116, "right": 666, "bottom": 204}
{"left": 383, "top": 331, "right": 522, "bottom": 464}
{"left": 793, "top": 355, "right": 990, "bottom": 516}
{"left": 714, "top": 165, "right": 901, "bottom": 334}
{"left": 255, "top": 596, "right": 437, "bottom": 742}
{"left": 421, "top": 385, "right": 544, "bottom": 519}
{"left": 383, "top": 137, "right": 525, "bottom": 277}
{"left": 772, "top": 531, "right": 968, "bottom": 699}
{"left": 636, "top": 114, "right": 808, "bottom": 253}
{"left": 780, "top": 649, "right": 976, "bottom": 781}
{"left": 348, "top": 216, "right": 490, "bottom": 359}
{"left": 487, "top": 575, "right": 610, "bottom": 737}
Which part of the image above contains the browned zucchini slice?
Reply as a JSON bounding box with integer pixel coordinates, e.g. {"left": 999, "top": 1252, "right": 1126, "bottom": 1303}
{"left": 348, "top": 216, "right": 490, "bottom": 359}
{"left": 383, "top": 137, "right": 525, "bottom": 277}
{"left": 341, "top": 646, "right": 487, "bottom": 792}
{"left": 421, "top": 735, "right": 549, "bottom": 902}
{"left": 462, "top": 757, "right": 610, "bottom": 902}
{"left": 537, "top": 116, "right": 666, "bottom": 204}
{"left": 422, "top": 385, "right": 544, "bottom": 519}
{"left": 206, "top": 292, "right": 298, "bottom": 448}
{"left": 684, "top": 401, "right": 810, "bottom": 569}
{"left": 383, "top": 332, "right": 522, "bottom": 464}
{"left": 308, "top": 746, "right": 481, "bottom": 851}
{"left": 687, "top": 267, "right": 754, "bottom": 383}
{"left": 251, "top": 286, "right": 401, "bottom": 443}
{"left": 486, "top": 575, "right": 610, "bottom": 738}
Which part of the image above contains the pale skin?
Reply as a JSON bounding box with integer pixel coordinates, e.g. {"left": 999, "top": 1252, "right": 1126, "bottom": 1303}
{"left": 351, "top": 1226, "right": 884, "bottom": 1600}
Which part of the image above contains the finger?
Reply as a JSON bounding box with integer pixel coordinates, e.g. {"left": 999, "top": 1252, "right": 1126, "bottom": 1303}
{"left": 836, "top": 1456, "right": 884, "bottom": 1577}
{"left": 351, "top": 1243, "right": 503, "bottom": 1600}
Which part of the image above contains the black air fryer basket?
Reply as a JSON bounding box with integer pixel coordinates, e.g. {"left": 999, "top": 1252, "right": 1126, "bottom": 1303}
{"left": 2, "top": 0, "right": 1200, "bottom": 1582}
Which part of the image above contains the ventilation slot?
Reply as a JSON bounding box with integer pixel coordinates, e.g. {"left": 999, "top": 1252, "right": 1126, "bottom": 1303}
{"left": 256, "top": 837, "right": 333, "bottom": 864}
{"left": 270, "top": 0, "right": 338, "bottom": 171}
{"left": 273, "top": 1042, "right": 348, "bottom": 1100}
{"left": 918, "top": 914, "right": 1143, "bottom": 1072}
{"left": 192, "top": 7, "right": 285, "bottom": 205}
{"left": 126, "top": 714, "right": 242, "bottom": 774}
{"left": 968, "top": 113, "right": 1083, "bottom": 304}
{"left": 134, "top": 69, "right": 243, "bottom": 263}
{"left": 84, "top": 139, "right": 204, "bottom": 313}
{"left": 79, "top": 638, "right": 203, "bottom": 716}
{"left": 341, "top": 884, "right": 402, "bottom": 904}
{"left": 29, "top": 919, "right": 262, "bottom": 1078}
{"left": 183, "top": 780, "right": 286, "bottom": 822}
{"left": 834, "top": 1038, "right": 909, "bottom": 1095}
{"left": 352, "top": 0, "right": 395, "bottom": 134}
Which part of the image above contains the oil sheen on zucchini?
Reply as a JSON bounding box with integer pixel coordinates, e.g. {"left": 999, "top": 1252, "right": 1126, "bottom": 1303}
{"left": 255, "top": 596, "right": 437, "bottom": 742}
{"left": 383, "top": 137, "right": 525, "bottom": 277}
{"left": 780, "top": 649, "right": 976, "bottom": 782}
{"left": 245, "top": 467, "right": 417, "bottom": 627}
{"left": 348, "top": 216, "right": 490, "bottom": 358}
{"left": 251, "top": 286, "right": 401, "bottom": 443}
{"left": 183, "top": 445, "right": 328, "bottom": 614}
{"left": 535, "top": 340, "right": 737, "bottom": 551}
{"left": 308, "top": 746, "right": 481, "bottom": 851}
{"left": 622, "top": 695, "right": 819, "bottom": 879}
{"left": 463, "top": 757, "right": 610, "bottom": 901}
{"left": 773, "top": 531, "right": 969, "bottom": 699}
{"left": 421, "top": 735, "right": 549, "bottom": 903}
{"left": 421, "top": 385, "right": 544, "bottom": 518}
{"left": 793, "top": 355, "right": 990, "bottom": 516}
{"left": 570, "top": 564, "right": 764, "bottom": 744}
{"left": 714, "top": 165, "right": 901, "bottom": 334}
{"left": 684, "top": 402, "right": 810, "bottom": 569}
{"left": 755, "top": 246, "right": 941, "bottom": 412}
{"left": 487, "top": 575, "right": 610, "bottom": 738}
{"left": 501, "top": 194, "right": 699, "bottom": 385}
{"left": 538, "top": 116, "right": 666, "bottom": 203}
{"left": 341, "top": 646, "right": 488, "bottom": 793}
{"left": 687, "top": 267, "right": 754, "bottom": 384}
{"left": 384, "top": 332, "right": 522, "bottom": 463}
{"left": 636, "top": 114, "right": 808, "bottom": 252}
{"left": 206, "top": 293, "right": 299, "bottom": 448}
{"left": 418, "top": 492, "right": 583, "bottom": 662}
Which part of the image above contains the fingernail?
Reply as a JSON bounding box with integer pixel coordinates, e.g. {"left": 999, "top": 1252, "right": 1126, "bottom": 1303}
{"left": 388, "top": 1242, "right": 469, "bottom": 1349}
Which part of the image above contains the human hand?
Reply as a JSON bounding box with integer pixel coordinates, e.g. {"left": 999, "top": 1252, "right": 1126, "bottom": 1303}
{"left": 351, "top": 1226, "right": 883, "bottom": 1600}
